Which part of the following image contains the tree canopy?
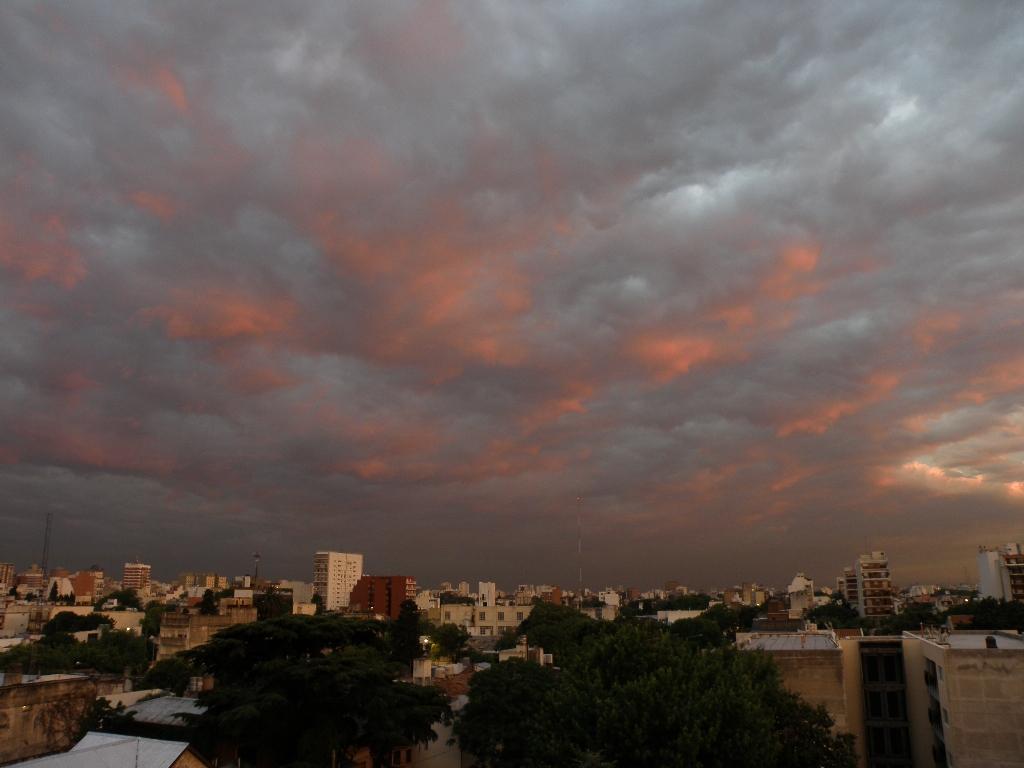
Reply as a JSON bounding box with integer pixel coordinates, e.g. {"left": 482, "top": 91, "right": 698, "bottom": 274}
{"left": 185, "top": 614, "right": 450, "bottom": 768}
{"left": 455, "top": 612, "right": 855, "bottom": 768}
{"left": 0, "top": 629, "right": 148, "bottom": 675}
{"left": 43, "top": 611, "right": 114, "bottom": 636}
{"left": 97, "top": 589, "right": 142, "bottom": 610}
{"left": 138, "top": 656, "right": 197, "bottom": 696}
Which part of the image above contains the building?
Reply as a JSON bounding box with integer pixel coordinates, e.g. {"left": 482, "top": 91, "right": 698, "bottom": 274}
{"left": 977, "top": 543, "right": 1024, "bottom": 602}
{"left": 122, "top": 562, "right": 152, "bottom": 593}
{"left": 741, "top": 628, "right": 1024, "bottom": 768}
{"left": 16, "top": 565, "right": 45, "bottom": 595}
{"left": 69, "top": 569, "right": 104, "bottom": 604}
{"left": 312, "top": 551, "right": 364, "bottom": 611}
{"left": 855, "top": 552, "right": 894, "bottom": 619}
{"left": 5, "top": 732, "right": 211, "bottom": 768}
{"left": 157, "top": 595, "right": 258, "bottom": 660}
{"left": 179, "top": 572, "right": 231, "bottom": 591}
{"left": 0, "top": 673, "right": 98, "bottom": 764}
{"left": 349, "top": 576, "right": 417, "bottom": 620}
{"left": 0, "top": 563, "right": 14, "bottom": 592}
{"left": 838, "top": 566, "right": 860, "bottom": 611}
{"left": 787, "top": 572, "right": 815, "bottom": 617}
{"left": 429, "top": 602, "right": 534, "bottom": 638}
{"left": 476, "top": 581, "right": 496, "bottom": 607}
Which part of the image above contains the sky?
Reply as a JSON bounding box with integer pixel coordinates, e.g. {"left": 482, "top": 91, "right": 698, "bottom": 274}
{"left": 1, "top": 1, "right": 1023, "bottom": 590}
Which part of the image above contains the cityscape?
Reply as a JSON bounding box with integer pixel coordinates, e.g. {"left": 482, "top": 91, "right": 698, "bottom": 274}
{"left": 3, "top": 1, "right": 1024, "bottom": 768}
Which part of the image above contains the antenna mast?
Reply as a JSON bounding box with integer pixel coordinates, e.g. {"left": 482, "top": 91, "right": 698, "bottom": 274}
{"left": 576, "top": 495, "right": 583, "bottom": 610}
{"left": 40, "top": 512, "right": 53, "bottom": 579}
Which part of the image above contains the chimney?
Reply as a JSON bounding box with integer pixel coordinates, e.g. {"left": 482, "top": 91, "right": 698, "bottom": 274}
{"left": 985, "top": 635, "right": 998, "bottom": 649}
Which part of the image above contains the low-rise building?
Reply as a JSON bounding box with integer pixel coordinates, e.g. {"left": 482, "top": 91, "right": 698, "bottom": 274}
{"left": 157, "top": 595, "right": 257, "bottom": 660}
{"left": 349, "top": 575, "right": 417, "bottom": 620}
{"left": 0, "top": 673, "right": 97, "bottom": 764}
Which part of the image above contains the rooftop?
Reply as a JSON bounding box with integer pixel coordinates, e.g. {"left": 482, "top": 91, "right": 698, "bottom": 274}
{"left": 736, "top": 632, "right": 839, "bottom": 651}
{"left": 8, "top": 732, "right": 199, "bottom": 768}
{"left": 126, "top": 695, "right": 205, "bottom": 725}
{"left": 907, "top": 630, "right": 1024, "bottom": 650}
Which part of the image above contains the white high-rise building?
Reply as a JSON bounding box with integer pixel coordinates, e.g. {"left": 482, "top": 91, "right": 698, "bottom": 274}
{"left": 787, "top": 572, "right": 815, "bottom": 617}
{"left": 477, "top": 581, "right": 496, "bottom": 607}
{"left": 977, "top": 543, "right": 1024, "bottom": 602}
{"left": 312, "top": 551, "right": 364, "bottom": 612}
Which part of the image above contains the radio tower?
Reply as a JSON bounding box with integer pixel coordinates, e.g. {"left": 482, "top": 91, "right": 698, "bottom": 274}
{"left": 39, "top": 512, "right": 53, "bottom": 603}
{"left": 576, "top": 495, "right": 583, "bottom": 611}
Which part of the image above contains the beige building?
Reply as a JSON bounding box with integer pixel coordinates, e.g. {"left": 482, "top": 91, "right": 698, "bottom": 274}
{"left": 428, "top": 601, "right": 533, "bottom": 637}
{"left": 0, "top": 673, "right": 97, "bottom": 764}
{"left": 312, "top": 551, "right": 363, "bottom": 611}
{"left": 157, "top": 596, "right": 257, "bottom": 660}
{"left": 744, "top": 628, "right": 1024, "bottom": 768}
{"left": 122, "top": 562, "right": 152, "bottom": 594}
{"left": 976, "top": 543, "right": 1024, "bottom": 602}
{"left": 0, "top": 563, "right": 14, "bottom": 593}
{"left": 855, "top": 552, "right": 894, "bottom": 619}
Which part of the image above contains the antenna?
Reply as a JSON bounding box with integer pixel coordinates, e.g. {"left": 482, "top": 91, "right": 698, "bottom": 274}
{"left": 576, "top": 495, "right": 583, "bottom": 610}
{"left": 253, "top": 552, "right": 261, "bottom": 582}
{"left": 40, "top": 512, "right": 53, "bottom": 601}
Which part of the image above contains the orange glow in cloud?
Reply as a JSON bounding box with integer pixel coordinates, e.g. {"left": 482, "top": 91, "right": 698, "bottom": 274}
{"left": 761, "top": 244, "right": 822, "bottom": 301}
{"left": 911, "top": 311, "right": 961, "bottom": 353}
{"left": 519, "top": 380, "right": 594, "bottom": 433}
{"left": 628, "top": 333, "right": 719, "bottom": 381}
{"left": 120, "top": 64, "right": 189, "bottom": 115}
{"left": 959, "top": 356, "right": 1024, "bottom": 404}
{"left": 778, "top": 371, "right": 900, "bottom": 436}
{"left": 141, "top": 289, "right": 296, "bottom": 341}
{"left": 0, "top": 210, "right": 85, "bottom": 288}
{"left": 129, "top": 191, "right": 178, "bottom": 222}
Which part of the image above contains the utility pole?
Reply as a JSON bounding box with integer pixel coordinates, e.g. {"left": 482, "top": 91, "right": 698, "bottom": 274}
{"left": 39, "top": 512, "right": 53, "bottom": 603}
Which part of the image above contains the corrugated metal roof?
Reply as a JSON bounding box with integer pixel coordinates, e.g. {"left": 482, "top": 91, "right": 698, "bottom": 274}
{"left": 9, "top": 732, "right": 191, "bottom": 768}
{"left": 126, "top": 695, "right": 205, "bottom": 725}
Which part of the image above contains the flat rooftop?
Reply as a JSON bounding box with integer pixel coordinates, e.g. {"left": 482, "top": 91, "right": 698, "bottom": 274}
{"left": 737, "top": 632, "right": 839, "bottom": 651}
{"left": 907, "top": 630, "right": 1024, "bottom": 650}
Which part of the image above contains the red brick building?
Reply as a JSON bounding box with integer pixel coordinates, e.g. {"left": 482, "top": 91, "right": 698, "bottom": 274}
{"left": 348, "top": 576, "right": 417, "bottom": 620}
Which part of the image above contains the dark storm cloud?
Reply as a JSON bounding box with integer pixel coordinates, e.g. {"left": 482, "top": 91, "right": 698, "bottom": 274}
{"left": 2, "top": 0, "right": 1023, "bottom": 588}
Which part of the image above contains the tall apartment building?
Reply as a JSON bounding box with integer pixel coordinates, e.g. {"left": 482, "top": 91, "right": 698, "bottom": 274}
{"left": 0, "top": 563, "right": 13, "bottom": 592}
{"left": 121, "top": 562, "right": 152, "bottom": 593}
{"left": 839, "top": 567, "right": 860, "bottom": 611}
{"left": 312, "top": 551, "right": 363, "bottom": 611}
{"left": 977, "top": 543, "right": 1024, "bottom": 602}
{"left": 349, "top": 575, "right": 417, "bottom": 620}
{"left": 855, "top": 552, "right": 894, "bottom": 619}
{"left": 788, "top": 572, "right": 815, "bottom": 616}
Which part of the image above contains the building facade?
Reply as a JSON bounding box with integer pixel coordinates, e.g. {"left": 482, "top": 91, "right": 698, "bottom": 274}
{"left": 0, "top": 563, "right": 13, "bottom": 593}
{"left": 312, "top": 551, "right": 364, "bottom": 611}
{"left": 976, "top": 543, "right": 1024, "bottom": 602}
{"left": 349, "top": 575, "right": 417, "bottom": 620}
{"left": 855, "top": 552, "right": 894, "bottom": 619}
{"left": 122, "top": 562, "right": 152, "bottom": 593}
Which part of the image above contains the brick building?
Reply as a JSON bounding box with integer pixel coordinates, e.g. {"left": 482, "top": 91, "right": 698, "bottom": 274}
{"left": 349, "top": 576, "right": 417, "bottom": 620}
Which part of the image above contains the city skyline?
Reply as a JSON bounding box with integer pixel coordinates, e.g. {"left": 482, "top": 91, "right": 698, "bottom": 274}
{"left": 3, "top": 2, "right": 1024, "bottom": 588}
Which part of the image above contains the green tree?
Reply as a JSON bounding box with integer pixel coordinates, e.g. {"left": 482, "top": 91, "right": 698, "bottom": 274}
{"left": 0, "top": 629, "right": 148, "bottom": 675}
{"left": 48, "top": 581, "right": 59, "bottom": 603}
{"left": 311, "top": 592, "right": 325, "bottom": 615}
{"left": 141, "top": 601, "right": 166, "bottom": 638}
{"left": 139, "top": 657, "right": 197, "bottom": 695}
{"left": 948, "top": 597, "right": 1024, "bottom": 630}
{"left": 186, "top": 614, "right": 450, "bottom": 767}
{"left": 97, "top": 589, "right": 142, "bottom": 610}
{"left": 518, "top": 602, "right": 606, "bottom": 664}
{"left": 432, "top": 623, "right": 470, "bottom": 660}
{"left": 43, "top": 612, "right": 114, "bottom": 636}
{"left": 808, "top": 596, "right": 862, "bottom": 629}
{"left": 390, "top": 600, "right": 424, "bottom": 667}
{"left": 199, "top": 589, "right": 218, "bottom": 616}
{"left": 454, "top": 660, "right": 560, "bottom": 767}
{"left": 668, "top": 616, "right": 725, "bottom": 648}
{"left": 255, "top": 587, "right": 292, "bottom": 620}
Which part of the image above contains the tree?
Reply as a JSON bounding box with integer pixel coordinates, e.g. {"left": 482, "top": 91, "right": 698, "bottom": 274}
{"left": 43, "top": 612, "right": 114, "bottom": 636}
{"left": 390, "top": 600, "right": 423, "bottom": 667}
{"left": 139, "top": 657, "right": 197, "bottom": 695}
{"left": 311, "top": 592, "right": 325, "bottom": 615}
{"left": 48, "top": 581, "right": 59, "bottom": 603}
{"left": 97, "top": 589, "right": 141, "bottom": 610}
{"left": 186, "top": 614, "right": 450, "bottom": 767}
{"left": 141, "top": 601, "right": 166, "bottom": 638}
{"left": 199, "top": 589, "right": 218, "bottom": 616}
{"left": 668, "top": 616, "right": 725, "bottom": 648}
{"left": 456, "top": 614, "right": 856, "bottom": 768}
{"left": 432, "top": 623, "right": 470, "bottom": 660}
{"left": 518, "top": 602, "right": 606, "bottom": 664}
{"left": 454, "top": 660, "right": 560, "bottom": 767}
{"left": 0, "top": 629, "right": 148, "bottom": 675}
{"left": 255, "top": 587, "right": 291, "bottom": 620}
{"left": 808, "top": 596, "right": 862, "bottom": 629}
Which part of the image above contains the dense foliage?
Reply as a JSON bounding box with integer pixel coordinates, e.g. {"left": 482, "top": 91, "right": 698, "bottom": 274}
{"left": 186, "top": 614, "right": 450, "bottom": 768}
{"left": 43, "top": 611, "right": 114, "bottom": 635}
{"left": 389, "top": 600, "right": 423, "bottom": 667}
{"left": 97, "top": 588, "right": 142, "bottom": 610}
{"left": 138, "top": 656, "right": 198, "bottom": 695}
{"left": 0, "top": 629, "right": 148, "bottom": 675}
{"left": 456, "top": 612, "right": 856, "bottom": 768}
{"left": 431, "top": 623, "right": 471, "bottom": 659}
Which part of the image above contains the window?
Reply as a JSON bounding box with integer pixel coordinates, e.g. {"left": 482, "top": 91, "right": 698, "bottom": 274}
{"left": 517, "top": 612, "right": 524, "bottom": 621}
{"left": 942, "top": 708, "right": 949, "bottom": 725}
{"left": 479, "top": 611, "right": 486, "bottom": 620}
{"left": 938, "top": 665, "right": 944, "bottom": 681}
{"left": 498, "top": 611, "right": 505, "bottom": 621}
{"left": 444, "top": 611, "right": 451, "bottom": 621}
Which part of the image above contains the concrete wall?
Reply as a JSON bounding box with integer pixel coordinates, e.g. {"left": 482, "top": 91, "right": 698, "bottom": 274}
{"left": 925, "top": 644, "right": 1024, "bottom": 768}
{"left": 899, "top": 637, "right": 936, "bottom": 768}
{"left": 0, "top": 676, "right": 96, "bottom": 764}
{"left": 840, "top": 638, "right": 867, "bottom": 768}
{"left": 769, "top": 649, "right": 848, "bottom": 733}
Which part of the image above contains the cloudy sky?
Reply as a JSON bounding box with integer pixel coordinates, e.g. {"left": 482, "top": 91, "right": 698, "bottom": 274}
{"left": 2, "top": 1, "right": 1023, "bottom": 590}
